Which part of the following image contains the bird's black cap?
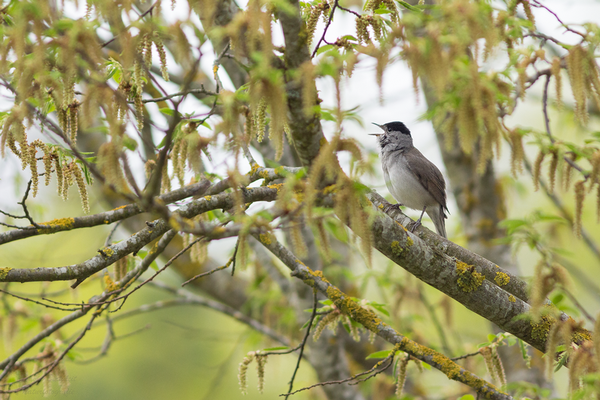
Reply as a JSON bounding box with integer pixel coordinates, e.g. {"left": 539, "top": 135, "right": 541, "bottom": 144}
{"left": 382, "top": 121, "right": 410, "bottom": 135}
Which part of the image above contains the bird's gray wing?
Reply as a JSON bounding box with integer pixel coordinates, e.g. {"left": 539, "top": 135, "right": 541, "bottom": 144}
{"left": 404, "top": 148, "right": 448, "bottom": 213}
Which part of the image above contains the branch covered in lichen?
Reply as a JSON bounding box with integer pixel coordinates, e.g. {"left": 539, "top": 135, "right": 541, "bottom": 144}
{"left": 252, "top": 230, "right": 512, "bottom": 399}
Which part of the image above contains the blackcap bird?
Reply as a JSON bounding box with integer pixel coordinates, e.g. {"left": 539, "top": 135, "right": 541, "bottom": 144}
{"left": 371, "top": 121, "right": 449, "bottom": 238}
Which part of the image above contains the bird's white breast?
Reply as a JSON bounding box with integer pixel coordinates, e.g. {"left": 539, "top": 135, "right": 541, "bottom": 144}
{"left": 382, "top": 151, "right": 437, "bottom": 210}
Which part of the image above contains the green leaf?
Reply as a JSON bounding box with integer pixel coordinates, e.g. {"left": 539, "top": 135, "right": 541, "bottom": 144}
{"left": 366, "top": 349, "right": 392, "bottom": 359}
{"left": 518, "top": 339, "right": 528, "bottom": 359}
{"left": 66, "top": 349, "right": 83, "bottom": 361}
{"left": 316, "top": 44, "right": 335, "bottom": 56}
{"left": 368, "top": 302, "right": 390, "bottom": 317}
{"left": 457, "top": 395, "right": 475, "bottom": 400}
{"left": 159, "top": 107, "right": 175, "bottom": 116}
{"left": 554, "top": 351, "right": 568, "bottom": 372}
{"left": 487, "top": 334, "right": 497, "bottom": 342}
{"left": 122, "top": 135, "right": 138, "bottom": 151}
{"left": 397, "top": 1, "right": 422, "bottom": 12}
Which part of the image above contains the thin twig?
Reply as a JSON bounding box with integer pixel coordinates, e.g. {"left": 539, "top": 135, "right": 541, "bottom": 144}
{"left": 311, "top": 1, "right": 339, "bottom": 58}
{"left": 542, "top": 74, "right": 554, "bottom": 143}
{"left": 138, "top": 88, "right": 218, "bottom": 103}
{"left": 530, "top": 0, "right": 587, "bottom": 39}
{"left": 337, "top": 3, "right": 361, "bottom": 17}
{"left": 560, "top": 286, "right": 595, "bottom": 323}
{"left": 540, "top": 73, "right": 585, "bottom": 175}
{"left": 451, "top": 350, "right": 481, "bottom": 361}
{"left": 17, "top": 180, "right": 40, "bottom": 228}
{"left": 0, "top": 288, "right": 79, "bottom": 312}
{"left": 104, "top": 221, "right": 122, "bottom": 247}
{"left": 283, "top": 290, "right": 318, "bottom": 400}
{"left": 100, "top": 1, "right": 160, "bottom": 48}
{"left": 282, "top": 346, "right": 397, "bottom": 396}
{"left": 181, "top": 257, "right": 230, "bottom": 286}
{"left": 45, "top": 230, "right": 195, "bottom": 308}
{"left": 418, "top": 284, "right": 453, "bottom": 356}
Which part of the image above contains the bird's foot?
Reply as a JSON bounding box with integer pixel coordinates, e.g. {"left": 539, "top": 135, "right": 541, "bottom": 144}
{"left": 383, "top": 202, "right": 403, "bottom": 213}
{"left": 409, "top": 220, "right": 422, "bottom": 233}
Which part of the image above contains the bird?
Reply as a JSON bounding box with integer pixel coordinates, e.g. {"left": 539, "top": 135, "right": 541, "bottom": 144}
{"left": 371, "top": 121, "right": 449, "bottom": 238}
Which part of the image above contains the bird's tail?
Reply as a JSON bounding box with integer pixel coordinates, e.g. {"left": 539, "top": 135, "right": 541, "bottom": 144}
{"left": 427, "top": 206, "right": 447, "bottom": 238}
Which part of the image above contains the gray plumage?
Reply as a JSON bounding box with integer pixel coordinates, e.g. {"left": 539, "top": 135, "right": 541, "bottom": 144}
{"left": 373, "top": 121, "right": 449, "bottom": 238}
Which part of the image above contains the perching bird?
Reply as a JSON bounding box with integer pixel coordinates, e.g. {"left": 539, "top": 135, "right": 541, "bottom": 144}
{"left": 372, "top": 121, "right": 449, "bottom": 238}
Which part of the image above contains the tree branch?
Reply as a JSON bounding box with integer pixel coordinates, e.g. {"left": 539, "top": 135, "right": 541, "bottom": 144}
{"left": 252, "top": 231, "right": 511, "bottom": 399}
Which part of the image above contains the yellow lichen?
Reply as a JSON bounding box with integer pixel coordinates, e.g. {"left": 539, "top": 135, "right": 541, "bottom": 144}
{"left": 112, "top": 205, "right": 127, "bottom": 211}
{"left": 322, "top": 184, "right": 337, "bottom": 195}
{"left": 104, "top": 274, "right": 119, "bottom": 292}
{"left": 37, "top": 217, "right": 75, "bottom": 233}
{"left": 99, "top": 247, "right": 115, "bottom": 257}
{"left": 203, "top": 195, "right": 212, "bottom": 201}
{"left": 509, "top": 295, "right": 516, "bottom": 303}
{"left": 267, "top": 183, "right": 284, "bottom": 193}
{"left": 531, "top": 315, "right": 555, "bottom": 342}
{"left": 494, "top": 271, "right": 510, "bottom": 286}
{"left": 0, "top": 267, "right": 12, "bottom": 279}
{"left": 406, "top": 236, "right": 413, "bottom": 247}
{"left": 325, "top": 286, "right": 384, "bottom": 332}
{"left": 249, "top": 163, "right": 261, "bottom": 176}
{"left": 259, "top": 233, "right": 272, "bottom": 245}
{"left": 456, "top": 261, "right": 484, "bottom": 293}
{"left": 569, "top": 317, "right": 593, "bottom": 344}
{"left": 390, "top": 241, "right": 403, "bottom": 257}
{"left": 211, "top": 226, "right": 227, "bottom": 235}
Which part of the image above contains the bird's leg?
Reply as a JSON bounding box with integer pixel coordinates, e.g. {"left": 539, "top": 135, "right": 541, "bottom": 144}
{"left": 411, "top": 206, "right": 427, "bottom": 233}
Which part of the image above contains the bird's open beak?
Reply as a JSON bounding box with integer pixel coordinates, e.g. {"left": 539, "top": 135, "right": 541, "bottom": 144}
{"left": 370, "top": 123, "right": 383, "bottom": 136}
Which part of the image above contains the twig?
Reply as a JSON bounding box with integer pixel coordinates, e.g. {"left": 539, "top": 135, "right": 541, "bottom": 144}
{"left": 530, "top": 0, "right": 587, "bottom": 39}
{"left": 451, "top": 350, "right": 481, "bottom": 361}
{"left": 4, "top": 313, "right": 99, "bottom": 394}
{"left": 147, "top": 281, "right": 292, "bottom": 346}
{"left": 230, "top": 236, "right": 240, "bottom": 276}
{"left": 104, "top": 221, "right": 122, "bottom": 247}
{"left": 0, "top": 288, "right": 79, "bottom": 312}
{"left": 542, "top": 74, "right": 554, "bottom": 143}
{"left": 311, "top": 1, "right": 339, "bottom": 58}
{"left": 49, "top": 229, "right": 195, "bottom": 308}
{"left": 282, "top": 346, "right": 396, "bottom": 396}
{"left": 181, "top": 255, "right": 230, "bottom": 286}
{"left": 212, "top": 41, "right": 231, "bottom": 94}
{"left": 138, "top": 88, "right": 218, "bottom": 103}
{"left": 337, "top": 3, "right": 361, "bottom": 17}
{"left": 17, "top": 180, "right": 40, "bottom": 228}
{"left": 418, "top": 285, "right": 453, "bottom": 356}
{"left": 283, "top": 290, "right": 318, "bottom": 400}
{"left": 100, "top": 1, "right": 160, "bottom": 48}
{"left": 521, "top": 156, "right": 600, "bottom": 264}
{"left": 560, "top": 286, "right": 595, "bottom": 323}
{"left": 540, "top": 73, "right": 585, "bottom": 175}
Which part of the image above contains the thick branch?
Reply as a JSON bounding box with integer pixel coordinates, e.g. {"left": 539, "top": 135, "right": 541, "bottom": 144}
{"left": 359, "top": 197, "right": 591, "bottom": 353}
